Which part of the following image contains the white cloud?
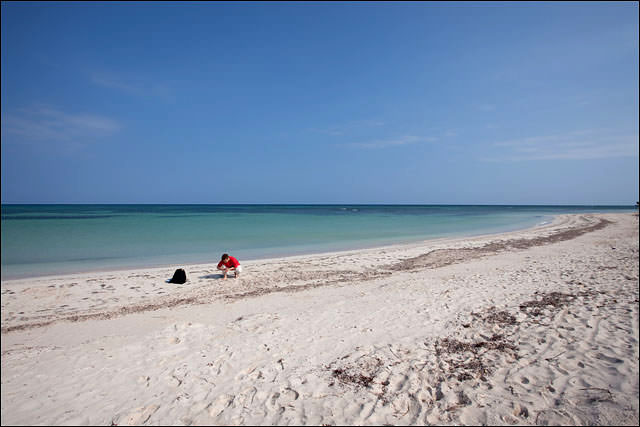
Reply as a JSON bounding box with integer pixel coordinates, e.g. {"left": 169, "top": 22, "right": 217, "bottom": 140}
{"left": 1, "top": 105, "right": 120, "bottom": 143}
{"left": 483, "top": 130, "right": 639, "bottom": 161}
{"left": 91, "top": 72, "right": 170, "bottom": 98}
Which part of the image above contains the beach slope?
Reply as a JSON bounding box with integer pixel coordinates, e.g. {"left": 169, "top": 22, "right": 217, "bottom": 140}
{"left": 1, "top": 213, "right": 638, "bottom": 425}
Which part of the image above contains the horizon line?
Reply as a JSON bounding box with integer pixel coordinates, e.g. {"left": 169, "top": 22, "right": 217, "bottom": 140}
{"left": 1, "top": 202, "right": 637, "bottom": 207}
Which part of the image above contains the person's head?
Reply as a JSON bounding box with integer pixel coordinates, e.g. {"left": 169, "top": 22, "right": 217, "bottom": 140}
{"left": 221, "top": 253, "right": 229, "bottom": 262}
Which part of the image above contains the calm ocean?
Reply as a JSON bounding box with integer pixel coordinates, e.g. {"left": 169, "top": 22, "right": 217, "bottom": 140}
{"left": 1, "top": 204, "right": 635, "bottom": 279}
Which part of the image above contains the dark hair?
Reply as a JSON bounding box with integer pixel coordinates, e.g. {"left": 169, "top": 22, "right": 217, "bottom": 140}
{"left": 221, "top": 253, "right": 229, "bottom": 260}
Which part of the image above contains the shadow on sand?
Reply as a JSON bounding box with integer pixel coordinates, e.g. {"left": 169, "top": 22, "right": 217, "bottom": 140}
{"left": 199, "top": 273, "right": 226, "bottom": 279}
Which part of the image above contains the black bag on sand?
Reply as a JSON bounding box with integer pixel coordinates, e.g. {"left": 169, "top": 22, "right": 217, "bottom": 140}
{"left": 169, "top": 268, "right": 187, "bottom": 284}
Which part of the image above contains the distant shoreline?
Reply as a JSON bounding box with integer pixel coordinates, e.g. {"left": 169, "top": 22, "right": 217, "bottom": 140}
{"left": 2, "top": 206, "right": 637, "bottom": 281}
{"left": 1, "top": 212, "right": 553, "bottom": 282}
{"left": 2, "top": 203, "right": 637, "bottom": 206}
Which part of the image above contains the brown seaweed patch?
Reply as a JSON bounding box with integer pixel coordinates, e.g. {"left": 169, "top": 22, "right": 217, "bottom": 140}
{"left": 472, "top": 306, "right": 518, "bottom": 326}
{"left": 434, "top": 334, "right": 518, "bottom": 381}
{"left": 325, "top": 355, "right": 384, "bottom": 390}
{"left": 388, "top": 218, "right": 611, "bottom": 271}
{"left": 1, "top": 296, "right": 202, "bottom": 334}
{"left": 2, "top": 270, "right": 392, "bottom": 334}
{"left": 223, "top": 271, "right": 391, "bottom": 302}
{"left": 519, "top": 292, "right": 575, "bottom": 316}
{"left": 435, "top": 334, "right": 517, "bottom": 356}
{"left": 331, "top": 368, "right": 376, "bottom": 388}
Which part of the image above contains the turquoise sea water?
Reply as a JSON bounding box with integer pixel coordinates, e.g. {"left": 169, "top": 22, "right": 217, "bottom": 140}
{"left": 1, "top": 205, "right": 635, "bottom": 279}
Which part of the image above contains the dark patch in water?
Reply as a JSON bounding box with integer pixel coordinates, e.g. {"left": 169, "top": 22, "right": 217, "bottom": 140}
{"left": 2, "top": 215, "right": 117, "bottom": 221}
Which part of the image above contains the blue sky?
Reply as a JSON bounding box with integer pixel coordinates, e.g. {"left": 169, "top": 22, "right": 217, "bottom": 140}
{"left": 1, "top": 1, "right": 638, "bottom": 204}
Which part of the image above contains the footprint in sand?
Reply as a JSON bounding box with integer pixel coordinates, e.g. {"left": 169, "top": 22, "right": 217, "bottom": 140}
{"left": 278, "top": 387, "right": 299, "bottom": 405}
{"left": 234, "top": 386, "right": 257, "bottom": 407}
{"left": 117, "top": 404, "right": 159, "bottom": 426}
{"left": 265, "top": 392, "right": 281, "bottom": 410}
{"left": 512, "top": 403, "right": 529, "bottom": 418}
{"left": 595, "top": 352, "right": 624, "bottom": 364}
{"left": 246, "top": 368, "right": 264, "bottom": 381}
{"left": 208, "top": 394, "right": 235, "bottom": 417}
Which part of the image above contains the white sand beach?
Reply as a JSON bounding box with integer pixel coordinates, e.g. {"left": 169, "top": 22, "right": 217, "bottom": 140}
{"left": 1, "top": 213, "right": 638, "bottom": 426}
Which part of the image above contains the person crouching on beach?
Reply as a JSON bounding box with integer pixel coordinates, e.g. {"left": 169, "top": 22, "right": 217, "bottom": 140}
{"left": 217, "top": 253, "right": 242, "bottom": 280}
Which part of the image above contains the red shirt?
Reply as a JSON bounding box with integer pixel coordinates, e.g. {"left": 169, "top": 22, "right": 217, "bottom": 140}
{"left": 218, "top": 256, "right": 240, "bottom": 269}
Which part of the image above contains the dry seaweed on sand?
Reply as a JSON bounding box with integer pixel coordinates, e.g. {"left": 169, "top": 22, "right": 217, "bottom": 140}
{"left": 433, "top": 334, "right": 518, "bottom": 381}
{"left": 330, "top": 368, "right": 376, "bottom": 388}
{"left": 325, "top": 355, "right": 384, "bottom": 389}
{"left": 471, "top": 306, "right": 518, "bottom": 326}
{"left": 434, "top": 334, "right": 517, "bottom": 356}
{"left": 387, "top": 218, "right": 611, "bottom": 272}
{"left": 519, "top": 291, "right": 576, "bottom": 316}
